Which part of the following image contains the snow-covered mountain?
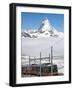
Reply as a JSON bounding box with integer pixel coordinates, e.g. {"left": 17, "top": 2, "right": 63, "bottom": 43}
{"left": 21, "top": 17, "right": 64, "bottom": 73}
{"left": 21, "top": 17, "right": 64, "bottom": 38}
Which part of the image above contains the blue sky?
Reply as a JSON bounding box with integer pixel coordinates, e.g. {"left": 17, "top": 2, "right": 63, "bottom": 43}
{"left": 21, "top": 12, "right": 64, "bottom": 32}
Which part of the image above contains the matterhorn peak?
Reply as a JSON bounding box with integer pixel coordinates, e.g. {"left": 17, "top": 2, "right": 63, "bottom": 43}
{"left": 42, "top": 17, "right": 50, "bottom": 25}
{"left": 22, "top": 17, "right": 64, "bottom": 38}
{"left": 38, "top": 17, "right": 53, "bottom": 32}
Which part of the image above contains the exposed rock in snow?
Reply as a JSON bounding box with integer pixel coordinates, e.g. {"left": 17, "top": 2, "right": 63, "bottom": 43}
{"left": 21, "top": 17, "right": 64, "bottom": 38}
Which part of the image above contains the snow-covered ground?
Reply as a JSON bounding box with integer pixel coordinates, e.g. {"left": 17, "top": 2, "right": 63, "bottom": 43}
{"left": 21, "top": 37, "right": 64, "bottom": 73}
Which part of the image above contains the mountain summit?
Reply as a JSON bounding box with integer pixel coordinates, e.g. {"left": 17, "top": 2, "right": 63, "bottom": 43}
{"left": 38, "top": 17, "right": 53, "bottom": 33}
{"left": 22, "top": 17, "right": 64, "bottom": 38}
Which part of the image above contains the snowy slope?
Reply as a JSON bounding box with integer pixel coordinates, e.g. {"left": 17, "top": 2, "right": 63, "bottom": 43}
{"left": 21, "top": 17, "right": 64, "bottom": 38}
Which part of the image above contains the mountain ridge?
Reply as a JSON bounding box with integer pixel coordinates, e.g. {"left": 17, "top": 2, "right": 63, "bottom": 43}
{"left": 21, "top": 17, "right": 64, "bottom": 38}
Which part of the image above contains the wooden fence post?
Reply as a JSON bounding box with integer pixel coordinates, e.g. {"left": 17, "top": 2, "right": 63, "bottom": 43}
{"left": 29, "top": 56, "right": 30, "bottom": 74}
{"left": 49, "top": 53, "right": 50, "bottom": 63}
{"left": 34, "top": 57, "right": 35, "bottom": 64}
{"left": 51, "top": 46, "right": 53, "bottom": 75}
{"left": 40, "top": 52, "right": 41, "bottom": 76}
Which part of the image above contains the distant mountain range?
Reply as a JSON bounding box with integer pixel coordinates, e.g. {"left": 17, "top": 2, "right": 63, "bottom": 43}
{"left": 21, "top": 17, "right": 64, "bottom": 38}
